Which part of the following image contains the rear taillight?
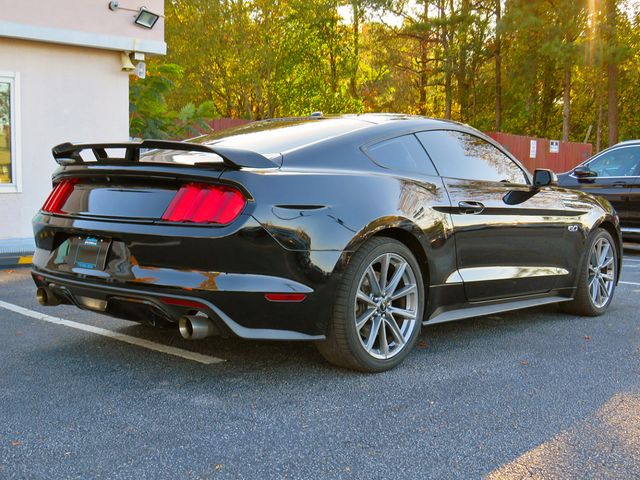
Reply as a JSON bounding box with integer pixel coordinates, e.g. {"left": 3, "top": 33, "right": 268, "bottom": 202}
{"left": 162, "top": 184, "right": 246, "bottom": 224}
{"left": 42, "top": 179, "right": 77, "bottom": 214}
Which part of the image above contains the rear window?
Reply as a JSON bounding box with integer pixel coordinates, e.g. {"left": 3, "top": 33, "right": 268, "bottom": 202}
{"left": 137, "top": 118, "right": 373, "bottom": 166}
{"left": 197, "top": 118, "right": 372, "bottom": 156}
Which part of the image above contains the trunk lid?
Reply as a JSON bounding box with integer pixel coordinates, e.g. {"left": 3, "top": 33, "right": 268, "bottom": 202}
{"left": 44, "top": 140, "right": 274, "bottom": 222}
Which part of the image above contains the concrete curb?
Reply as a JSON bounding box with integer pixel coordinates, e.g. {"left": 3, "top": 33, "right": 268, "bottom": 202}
{"left": 0, "top": 238, "right": 36, "bottom": 268}
{"left": 0, "top": 254, "right": 33, "bottom": 268}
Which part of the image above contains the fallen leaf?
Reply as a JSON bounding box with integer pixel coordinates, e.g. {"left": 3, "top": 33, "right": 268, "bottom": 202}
{"left": 215, "top": 464, "right": 223, "bottom": 471}
{"left": 5, "top": 270, "right": 15, "bottom": 274}
{"left": 15, "top": 331, "right": 24, "bottom": 336}
{"left": 11, "top": 440, "right": 22, "bottom": 447}
{"left": 417, "top": 340, "right": 429, "bottom": 349}
{"left": 584, "top": 335, "right": 591, "bottom": 341}
{"left": 520, "top": 360, "right": 529, "bottom": 366}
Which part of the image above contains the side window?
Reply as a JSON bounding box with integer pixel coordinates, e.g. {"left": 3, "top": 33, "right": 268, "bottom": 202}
{"left": 416, "top": 130, "right": 528, "bottom": 184}
{"left": 587, "top": 147, "right": 640, "bottom": 177}
{"left": 365, "top": 134, "right": 438, "bottom": 176}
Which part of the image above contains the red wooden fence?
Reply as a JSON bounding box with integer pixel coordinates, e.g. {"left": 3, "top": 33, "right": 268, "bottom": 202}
{"left": 488, "top": 132, "right": 592, "bottom": 174}
{"left": 208, "top": 118, "right": 251, "bottom": 131}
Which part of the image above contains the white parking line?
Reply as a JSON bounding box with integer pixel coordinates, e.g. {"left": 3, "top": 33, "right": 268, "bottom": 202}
{"left": 0, "top": 300, "right": 225, "bottom": 365}
{"left": 620, "top": 281, "right": 640, "bottom": 287}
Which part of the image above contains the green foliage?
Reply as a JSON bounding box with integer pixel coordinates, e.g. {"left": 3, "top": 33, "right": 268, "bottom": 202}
{"left": 129, "top": 63, "right": 216, "bottom": 139}
{"left": 145, "top": 0, "right": 640, "bottom": 148}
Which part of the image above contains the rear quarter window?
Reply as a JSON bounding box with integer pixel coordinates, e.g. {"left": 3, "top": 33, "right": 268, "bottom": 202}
{"left": 365, "top": 135, "right": 438, "bottom": 176}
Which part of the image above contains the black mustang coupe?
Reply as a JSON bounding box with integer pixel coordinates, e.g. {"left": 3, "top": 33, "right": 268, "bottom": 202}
{"left": 31, "top": 115, "right": 622, "bottom": 371}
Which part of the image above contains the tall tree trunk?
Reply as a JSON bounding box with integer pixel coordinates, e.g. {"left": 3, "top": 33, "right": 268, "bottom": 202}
{"left": 596, "top": 70, "right": 604, "bottom": 152}
{"left": 350, "top": 0, "right": 360, "bottom": 99}
{"left": 606, "top": 0, "right": 619, "bottom": 145}
{"left": 495, "top": 0, "right": 502, "bottom": 132}
{"left": 444, "top": 72, "right": 452, "bottom": 119}
{"left": 539, "top": 64, "right": 555, "bottom": 137}
{"left": 419, "top": 41, "right": 428, "bottom": 115}
{"left": 418, "top": 1, "right": 429, "bottom": 115}
{"left": 607, "top": 65, "right": 619, "bottom": 145}
{"left": 439, "top": 0, "right": 452, "bottom": 119}
{"left": 456, "top": 0, "right": 471, "bottom": 122}
{"left": 562, "top": 66, "right": 571, "bottom": 142}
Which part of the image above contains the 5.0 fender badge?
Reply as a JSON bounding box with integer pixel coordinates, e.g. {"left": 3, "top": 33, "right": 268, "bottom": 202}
{"left": 568, "top": 225, "right": 579, "bottom": 232}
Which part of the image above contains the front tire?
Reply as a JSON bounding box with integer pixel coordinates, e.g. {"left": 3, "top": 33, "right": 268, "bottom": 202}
{"left": 316, "top": 237, "right": 425, "bottom": 372}
{"left": 561, "top": 228, "right": 618, "bottom": 316}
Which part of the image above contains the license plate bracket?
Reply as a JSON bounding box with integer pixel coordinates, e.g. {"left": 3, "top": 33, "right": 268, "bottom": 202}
{"left": 68, "top": 236, "right": 111, "bottom": 271}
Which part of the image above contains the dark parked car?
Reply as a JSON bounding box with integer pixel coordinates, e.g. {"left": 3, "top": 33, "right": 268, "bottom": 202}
{"left": 31, "top": 115, "right": 622, "bottom": 371}
{"left": 558, "top": 140, "right": 640, "bottom": 240}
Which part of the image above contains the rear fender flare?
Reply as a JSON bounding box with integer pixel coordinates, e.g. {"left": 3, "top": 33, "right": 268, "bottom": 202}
{"left": 342, "top": 217, "right": 428, "bottom": 254}
{"left": 337, "top": 217, "right": 437, "bottom": 287}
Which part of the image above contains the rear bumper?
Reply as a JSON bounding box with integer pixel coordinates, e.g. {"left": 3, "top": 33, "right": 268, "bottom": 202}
{"left": 32, "top": 270, "right": 325, "bottom": 340}
{"left": 32, "top": 212, "right": 344, "bottom": 339}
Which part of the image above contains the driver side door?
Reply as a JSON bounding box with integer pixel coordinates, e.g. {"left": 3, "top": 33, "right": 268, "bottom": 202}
{"left": 416, "top": 130, "right": 581, "bottom": 303}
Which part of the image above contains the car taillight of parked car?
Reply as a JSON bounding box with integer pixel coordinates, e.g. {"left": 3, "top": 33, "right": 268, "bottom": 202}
{"left": 41, "top": 179, "right": 78, "bottom": 214}
{"left": 161, "top": 183, "right": 246, "bottom": 224}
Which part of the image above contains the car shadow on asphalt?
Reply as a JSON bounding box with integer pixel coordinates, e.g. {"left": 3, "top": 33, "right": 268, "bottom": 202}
{"left": 2, "top": 264, "right": 633, "bottom": 376}
{"left": 92, "top": 301, "right": 589, "bottom": 374}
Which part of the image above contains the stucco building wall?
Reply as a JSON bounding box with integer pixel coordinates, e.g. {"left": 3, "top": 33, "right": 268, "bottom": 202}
{"left": 0, "top": 0, "right": 165, "bottom": 43}
{"left": 0, "top": 1, "right": 165, "bottom": 254}
{"left": 0, "top": 38, "right": 129, "bottom": 241}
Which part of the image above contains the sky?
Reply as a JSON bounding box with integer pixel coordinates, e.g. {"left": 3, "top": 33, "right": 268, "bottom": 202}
{"left": 338, "top": 1, "right": 640, "bottom": 27}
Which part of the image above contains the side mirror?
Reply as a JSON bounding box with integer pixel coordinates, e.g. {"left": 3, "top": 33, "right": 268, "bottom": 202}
{"left": 573, "top": 166, "right": 597, "bottom": 183}
{"left": 533, "top": 169, "right": 558, "bottom": 188}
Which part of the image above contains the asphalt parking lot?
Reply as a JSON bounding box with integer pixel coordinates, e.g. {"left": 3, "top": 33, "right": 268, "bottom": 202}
{"left": 1, "top": 249, "right": 640, "bottom": 479}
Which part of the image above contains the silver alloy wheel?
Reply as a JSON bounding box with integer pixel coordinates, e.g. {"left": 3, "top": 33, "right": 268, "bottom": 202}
{"left": 354, "top": 253, "right": 419, "bottom": 360}
{"left": 588, "top": 237, "right": 616, "bottom": 308}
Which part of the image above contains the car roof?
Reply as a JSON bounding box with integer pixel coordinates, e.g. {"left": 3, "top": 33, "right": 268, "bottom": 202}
{"left": 194, "top": 114, "right": 459, "bottom": 157}
{"left": 611, "top": 140, "right": 640, "bottom": 148}
{"left": 581, "top": 139, "right": 640, "bottom": 163}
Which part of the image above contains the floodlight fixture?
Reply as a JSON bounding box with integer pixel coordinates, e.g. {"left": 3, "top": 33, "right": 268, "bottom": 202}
{"left": 108, "top": 2, "right": 161, "bottom": 29}
{"left": 134, "top": 8, "right": 160, "bottom": 29}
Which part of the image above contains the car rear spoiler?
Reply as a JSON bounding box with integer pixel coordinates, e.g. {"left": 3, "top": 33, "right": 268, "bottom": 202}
{"left": 51, "top": 140, "right": 279, "bottom": 169}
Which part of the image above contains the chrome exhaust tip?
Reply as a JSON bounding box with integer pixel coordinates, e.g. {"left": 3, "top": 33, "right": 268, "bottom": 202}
{"left": 36, "top": 287, "right": 60, "bottom": 306}
{"left": 178, "top": 314, "right": 217, "bottom": 340}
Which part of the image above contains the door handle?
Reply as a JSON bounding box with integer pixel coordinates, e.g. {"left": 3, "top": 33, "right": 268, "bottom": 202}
{"left": 613, "top": 181, "right": 628, "bottom": 188}
{"left": 458, "top": 201, "right": 485, "bottom": 214}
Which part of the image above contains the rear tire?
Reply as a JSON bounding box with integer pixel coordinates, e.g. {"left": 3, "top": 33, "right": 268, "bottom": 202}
{"left": 316, "top": 237, "right": 425, "bottom": 372}
{"left": 561, "top": 228, "right": 618, "bottom": 316}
